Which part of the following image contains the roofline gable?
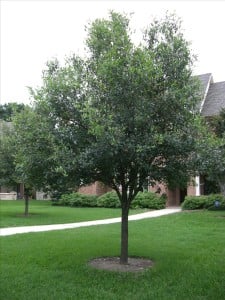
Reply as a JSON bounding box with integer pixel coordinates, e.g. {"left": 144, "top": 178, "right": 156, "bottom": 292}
{"left": 199, "top": 73, "right": 213, "bottom": 113}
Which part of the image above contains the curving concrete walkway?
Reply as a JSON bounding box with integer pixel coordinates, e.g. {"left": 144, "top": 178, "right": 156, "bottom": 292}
{"left": 0, "top": 207, "right": 181, "bottom": 237}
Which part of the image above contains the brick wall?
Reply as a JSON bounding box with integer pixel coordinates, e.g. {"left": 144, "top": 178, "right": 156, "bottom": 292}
{"left": 149, "top": 182, "right": 181, "bottom": 206}
{"left": 79, "top": 179, "right": 198, "bottom": 207}
{"left": 187, "top": 184, "right": 196, "bottom": 196}
{"left": 79, "top": 181, "right": 112, "bottom": 196}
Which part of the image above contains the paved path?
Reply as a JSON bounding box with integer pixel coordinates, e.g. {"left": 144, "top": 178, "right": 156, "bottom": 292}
{"left": 0, "top": 207, "right": 181, "bottom": 237}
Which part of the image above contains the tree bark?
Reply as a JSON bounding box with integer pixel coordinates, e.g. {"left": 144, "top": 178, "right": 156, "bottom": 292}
{"left": 218, "top": 180, "right": 225, "bottom": 196}
{"left": 120, "top": 199, "right": 130, "bottom": 264}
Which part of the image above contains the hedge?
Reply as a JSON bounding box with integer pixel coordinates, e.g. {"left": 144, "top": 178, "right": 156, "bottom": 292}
{"left": 55, "top": 192, "right": 98, "bottom": 207}
{"left": 54, "top": 190, "right": 167, "bottom": 210}
{"left": 131, "top": 191, "right": 166, "bottom": 209}
{"left": 96, "top": 191, "right": 166, "bottom": 209}
{"left": 181, "top": 194, "right": 225, "bottom": 210}
{"left": 97, "top": 192, "right": 121, "bottom": 208}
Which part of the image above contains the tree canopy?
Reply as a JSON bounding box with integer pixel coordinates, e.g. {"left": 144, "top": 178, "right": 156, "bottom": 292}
{"left": 0, "top": 121, "right": 17, "bottom": 188}
{"left": 0, "top": 103, "right": 26, "bottom": 121}
{"left": 196, "top": 110, "right": 225, "bottom": 195}
{"left": 0, "top": 102, "right": 26, "bottom": 189}
{"left": 12, "top": 12, "right": 201, "bottom": 263}
{"left": 12, "top": 106, "right": 77, "bottom": 195}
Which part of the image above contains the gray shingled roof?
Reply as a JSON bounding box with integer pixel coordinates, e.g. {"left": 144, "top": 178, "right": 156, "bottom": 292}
{"left": 201, "top": 81, "right": 225, "bottom": 116}
{"left": 195, "top": 73, "right": 212, "bottom": 112}
{"left": 198, "top": 73, "right": 212, "bottom": 96}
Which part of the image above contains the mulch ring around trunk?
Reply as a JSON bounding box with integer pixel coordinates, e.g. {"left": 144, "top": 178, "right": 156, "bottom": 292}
{"left": 88, "top": 257, "right": 154, "bottom": 273}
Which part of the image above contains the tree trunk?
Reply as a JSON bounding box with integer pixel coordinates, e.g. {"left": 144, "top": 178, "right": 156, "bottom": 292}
{"left": 218, "top": 176, "right": 225, "bottom": 196}
{"left": 120, "top": 200, "right": 129, "bottom": 264}
{"left": 218, "top": 180, "right": 225, "bottom": 196}
{"left": 24, "top": 194, "right": 29, "bottom": 216}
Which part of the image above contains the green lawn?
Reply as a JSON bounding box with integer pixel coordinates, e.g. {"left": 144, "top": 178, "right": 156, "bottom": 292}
{"left": 0, "top": 210, "right": 225, "bottom": 300}
{"left": 0, "top": 200, "right": 146, "bottom": 228}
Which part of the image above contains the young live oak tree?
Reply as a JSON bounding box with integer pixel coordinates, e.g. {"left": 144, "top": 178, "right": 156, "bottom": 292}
{"left": 12, "top": 106, "right": 78, "bottom": 200}
{"left": 0, "top": 122, "right": 17, "bottom": 189}
{"left": 20, "top": 12, "right": 201, "bottom": 264}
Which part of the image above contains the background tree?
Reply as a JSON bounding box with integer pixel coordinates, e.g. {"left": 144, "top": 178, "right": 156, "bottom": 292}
{"left": 212, "top": 109, "right": 225, "bottom": 138}
{"left": 17, "top": 12, "right": 201, "bottom": 264}
{"left": 0, "top": 103, "right": 26, "bottom": 121}
{"left": 0, "top": 102, "right": 26, "bottom": 192}
{"left": 12, "top": 106, "right": 78, "bottom": 198}
{"left": 0, "top": 121, "right": 18, "bottom": 188}
{"left": 212, "top": 109, "right": 225, "bottom": 194}
{"left": 0, "top": 119, "right": 35, "bottom": 216}
{"left": 197, "top": 110, "right": 225, "bottom": 195}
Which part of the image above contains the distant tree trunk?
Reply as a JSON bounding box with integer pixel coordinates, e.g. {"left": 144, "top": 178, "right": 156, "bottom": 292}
{"left": 218, "top": 180, "right": 225, "bottom": 196}
{"left": 24, "top": 194, "right": 29, "bottom": 216}
{"left": 120, "top": 191, "right": 130, "bottom": 265}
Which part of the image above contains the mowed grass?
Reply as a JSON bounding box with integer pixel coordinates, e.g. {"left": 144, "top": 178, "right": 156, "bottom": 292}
{"left": 1, "top": 210, "right": 225, "bottom": 300}
{"left": 0, "top": 200, "right": 146, "bottom": 228}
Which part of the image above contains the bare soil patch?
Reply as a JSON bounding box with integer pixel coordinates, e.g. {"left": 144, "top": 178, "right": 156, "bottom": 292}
{"left": 88, "top": 257, "right": 154, "bottom": 273}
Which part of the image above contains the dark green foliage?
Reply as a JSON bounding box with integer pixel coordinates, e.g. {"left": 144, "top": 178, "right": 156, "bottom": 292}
{"left": 51, "top": 190, "right": 70, "bottom": 202}
{"left": 211, "top": 108, "right": 225, "bottom": 138}
{"left": 132, "top": 191, "right": 166, "bottom": 209}
{"left": 196, "top": 110, "right": 225, "bottom": 196}
{"left": 181, "top": 195, "right": 209, "bottom": 210}
{"left": 95, "top": 190, "right": 167, "bottom": 209}
{"left": 204, "top": 176, "right": 220, "bottom": 194}
{"left": 58, "top": 192, "right": 98, "bottom": 207}
{"left": 57, "top": 191, "right": 166, "bottom": 209}
{"left": 23, "top": 11, "right": 200, "bottom": 197}
{"left": 182, "top": 194, "right": 225, "bottom": 210}
{"left": 207, "top": 194, "right": 225, "bottom": 210}
{"left": 0, "top": 121, "right": 17, "bottom": 187}
{"left": 12, "top": 106, "right": 79, "bottom": 194}
{"left": 0, "top": 103, "right": 26, "bottom": 121}
{"left": 97, "top": 192, "right": 121, "bottom": 208}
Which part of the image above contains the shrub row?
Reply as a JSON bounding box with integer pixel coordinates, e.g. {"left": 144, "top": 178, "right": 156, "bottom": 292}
{"left": 55, "top": 192, "right": 98, "bottom": 207}
{"left": 53, "top": 191, "right": 166, "bottom": 210}
{"left": 181, "top": 194, "right": 225, "bottom": 210}
{"left": 97, "top": 192, "right": 121, "bottom": 208}
{"left": 131, "top": 191, "right": 166, "bottom": 209}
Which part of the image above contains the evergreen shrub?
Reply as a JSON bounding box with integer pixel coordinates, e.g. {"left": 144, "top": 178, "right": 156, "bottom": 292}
{"left": 182, "top": 194, "right": 225, "bottom": 210}
{"left": 55, "top": 190, "right": 167, "bottom": 210}
{"left": 97, "top": 191, "right": 121, "bottom": 208}
{"left": 131, "top": 191, "right": 166, "bottom": 209}
{"left": 58, "top": 192, "right": 98, "bottom": 207}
